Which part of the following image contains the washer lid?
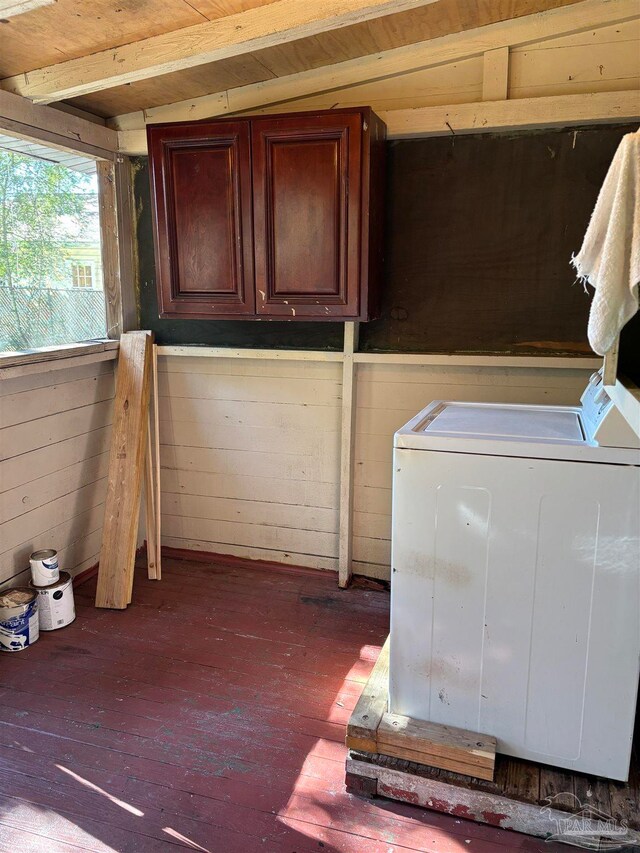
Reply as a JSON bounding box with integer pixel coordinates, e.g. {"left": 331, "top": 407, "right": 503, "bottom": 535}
{"left": 394, "top": 400, "right": 639, "bottom": 464}
{"left": 419, "top": 402, "right": 584, "bottom": 443}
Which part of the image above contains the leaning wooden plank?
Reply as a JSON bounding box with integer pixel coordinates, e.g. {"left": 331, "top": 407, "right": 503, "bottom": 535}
{"left": 152, "top": 344, "right": 161, "bottom": 581}
{"left": 95, "top": 331, "right": 153, "bottom": 609}
{"left": 346, "top": 636, "right": 389, "bottom": 752}
{"left": 144, "top": 418, "right": 158, "bottom": 580}
{"left": 378, "top": 713, "right": 496, "bottom": 775}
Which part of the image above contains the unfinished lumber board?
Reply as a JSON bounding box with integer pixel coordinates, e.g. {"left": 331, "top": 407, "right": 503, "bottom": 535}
{"left": 345, "top": 635, "right": 389, "bottom": 752}
{"left": 377, "top": 740, "right": 494, "bottom": 780}
{"left": 338, "top": 321, "right": 359, "bottom": 588}
{"left": 152, "top": 344, "right": 161, "bottom": 581}
{"left": 7, "top": 0, "right": 439, "bottom": 102}
{"left": 144, "top": 417, "right": 158, "bottom": 580}
{"left": 378, "top": 713, "right": 496, "bottom": 779}
{"left": 0, "top": 88, "right": 117, "bottom": 158}
{"left": 482, "top": 46, "right": 509, "bottom": 101}
{"left": 111, "top": 0, "right": 639, "bottom": 133}
{"left": 346, "top": 634, "right": 495, "bottom": 780}
{"left": 95, "top": 331, "right": 153, "bottom": 609}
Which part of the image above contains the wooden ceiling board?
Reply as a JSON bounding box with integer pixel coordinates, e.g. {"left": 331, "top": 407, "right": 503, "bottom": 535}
{"left": 68, "top": 53, "right": 275, "bottom": 117}
{"left": 509, "top": 23, "right": 640, "bottom": 99}
{"left": 510, "top": 17, "right": 640, "bottom": 50}
{"left": 248, "top": 0, "right": 584, "bottom": 79}
{"left": 244, "top": 55, "right": 484, "bottom": 113}
{"left": 0, "top": 0, "right": 211, "bottom": 77}
{"left": 346, "top": 0, "right": 585, "bottom": 58}
{"left": 1, "top": 0, "right": 590, "bottom": 118}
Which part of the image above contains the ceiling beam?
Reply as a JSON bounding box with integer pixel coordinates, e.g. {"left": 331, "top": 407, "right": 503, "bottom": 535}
{"left": 0, "top": 0, "right": 439, "bottom": 104}
{"left": 0, "top": 88, "right": 117, "bottom": 159}
{"left": 382, "top": 90, "right": 640, "bottom": 138}
{"left": 0, "top": 0, "right": 54, "bottom": 18}
{"left": 481, "top": 47, "right": 509, "bottom": 102}
{"left": 117, "top": 91, "right": 640, "bottom": 155}
{"left": 110, "top": 0, "right": 639, "bottom": 131}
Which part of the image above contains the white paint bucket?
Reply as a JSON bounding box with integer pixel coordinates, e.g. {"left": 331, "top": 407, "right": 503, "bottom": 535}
{"left": 30, "top": 549, "right": 60, "bottom": 587}
{"left": 31, "top": 571, "right": 75, "bottom": 631}
{"left": 0, "top": 588, "right": 39, "bottom": 652}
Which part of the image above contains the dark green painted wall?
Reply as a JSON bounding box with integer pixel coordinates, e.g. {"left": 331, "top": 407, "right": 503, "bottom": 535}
{"left": 133, "top": 123, "right": 638, "bottom": 373}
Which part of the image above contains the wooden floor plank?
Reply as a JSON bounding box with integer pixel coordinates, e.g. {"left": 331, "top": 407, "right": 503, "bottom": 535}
{"left": 0, "top": 825, "right": 94, "bottom": 853}
{"left": 0, "top": 557, "right": 578, "bottom": 852}
{"left": 18, "top": 605, "right": 384, "bottom": 676}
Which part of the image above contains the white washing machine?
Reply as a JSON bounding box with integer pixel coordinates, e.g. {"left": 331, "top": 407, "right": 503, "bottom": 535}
{"left": 390, "top": 371, "right": 640, "bottom": 781}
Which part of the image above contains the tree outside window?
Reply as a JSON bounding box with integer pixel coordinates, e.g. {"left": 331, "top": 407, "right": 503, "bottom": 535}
{"left": 0, "top": 147, "right": 106, "bottom": 353}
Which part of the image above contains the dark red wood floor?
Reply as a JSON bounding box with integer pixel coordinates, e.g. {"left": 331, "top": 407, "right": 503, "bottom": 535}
{"left": 0, "top": 557, "right": 565, "bottom": 852}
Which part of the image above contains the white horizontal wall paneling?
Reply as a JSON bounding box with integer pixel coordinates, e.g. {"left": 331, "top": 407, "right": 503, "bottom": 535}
{"left": 352, "top": 362, "right": 595, "bottom": 581}
{"left": 157, "top": 355, "right": 342, "bottom": 570}
{"left": 0, "top": 359, "right": 115, "bottom": 588}
{"left": 157, "top": 352, "right": 596, "bottom": 580}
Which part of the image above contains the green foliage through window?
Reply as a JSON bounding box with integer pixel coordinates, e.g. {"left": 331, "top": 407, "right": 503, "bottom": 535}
{"left": 0, "top": 148, "right": 106, "bottom": 352}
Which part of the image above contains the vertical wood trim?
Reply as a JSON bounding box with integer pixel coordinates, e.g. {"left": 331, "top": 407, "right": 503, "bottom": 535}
{"left": 338, "top": 321, "right": 359, "bottom": 588}
{"left": 96, "top": 160, "right": 121, "bottom": 337}
{"left": 482, "top": 46, "right": 510, "bottom": 101}
{"left": 115, "top": 156, "right": 138, "bottom": 333}
{"left": 97, "top": 157, "right": 137, "bottom": 339}
{"left": 603, "top": 339, "right": 619, "bottom": 386}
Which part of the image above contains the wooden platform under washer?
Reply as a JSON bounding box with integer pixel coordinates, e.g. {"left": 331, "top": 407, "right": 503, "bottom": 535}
{"left": 346, "top": 638, "right": 497, "bottom": 781}
{"left": 346, "top": 639, "right": 640, "bottom": 849}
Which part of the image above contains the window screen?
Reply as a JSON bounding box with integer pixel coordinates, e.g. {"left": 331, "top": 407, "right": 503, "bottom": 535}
{"left": 0, "top": 135, "right": 107, "bottom": 353}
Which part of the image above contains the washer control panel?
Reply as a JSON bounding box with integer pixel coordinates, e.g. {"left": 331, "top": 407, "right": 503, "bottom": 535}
{"left": 581, "top": 371, "right": 640, "bottom": 449}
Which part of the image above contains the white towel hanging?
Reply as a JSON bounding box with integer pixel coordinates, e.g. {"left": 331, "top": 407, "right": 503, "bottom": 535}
{"left": 572, "top": 130, "right": 640, "bottom": 356}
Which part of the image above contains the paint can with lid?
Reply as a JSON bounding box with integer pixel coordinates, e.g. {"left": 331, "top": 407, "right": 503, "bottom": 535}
{"left": 31, "top": 571, "right": 75, "bottom": 631}
{"left": 30, "top": 549, "right": 60, "bottom": 587}
{"left": 0, "top": 588, "right": 39, "bottom": 652}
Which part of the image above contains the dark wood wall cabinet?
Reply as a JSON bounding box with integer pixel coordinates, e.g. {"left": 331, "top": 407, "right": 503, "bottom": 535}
{"left": 147, "top": 108, "right": 386, "bottom": 321}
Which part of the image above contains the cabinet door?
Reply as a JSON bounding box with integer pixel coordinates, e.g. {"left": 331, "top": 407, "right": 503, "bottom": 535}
{"left": 148, "top": 121, "right": 254, "bottom": 317}
{"left": 251, "top": 114, "right": 362, "bottom": 318}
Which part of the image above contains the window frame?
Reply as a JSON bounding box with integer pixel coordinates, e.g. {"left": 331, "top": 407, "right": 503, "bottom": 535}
{"left": 0, "top": 90, "right": 137, "bottom": 371}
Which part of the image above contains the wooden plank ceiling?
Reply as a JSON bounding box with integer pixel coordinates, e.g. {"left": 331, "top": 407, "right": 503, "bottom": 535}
{"left": 0, "top": 0, "right": 585, "bottom": 117}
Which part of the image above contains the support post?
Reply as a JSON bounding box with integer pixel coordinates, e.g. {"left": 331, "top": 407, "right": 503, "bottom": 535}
{"left": 482, "top": 46, "right": 509, "bottom": 101}
{"left": 603, "top": 337, "right": 619, "bottom": 386}
{"left": 338, "top": 321, "right": 359, "bottom": 588}
{"left": 97, "top": 156, "right": 138, "bottom": 339}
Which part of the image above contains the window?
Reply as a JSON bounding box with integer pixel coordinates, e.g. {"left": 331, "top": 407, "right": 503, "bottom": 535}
{"left": 0, "top": 135, "right": 107, "bottom": 353}
{"left": 72, "top": 263, "right": 93, "bottom": 288}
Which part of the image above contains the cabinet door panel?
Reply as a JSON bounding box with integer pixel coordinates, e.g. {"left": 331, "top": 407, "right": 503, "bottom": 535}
{"left": 148, "top": 122, "right": 254, "bottom": 317}
{"left": 252, "top": 114, "right": 362, "bottom": 318}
